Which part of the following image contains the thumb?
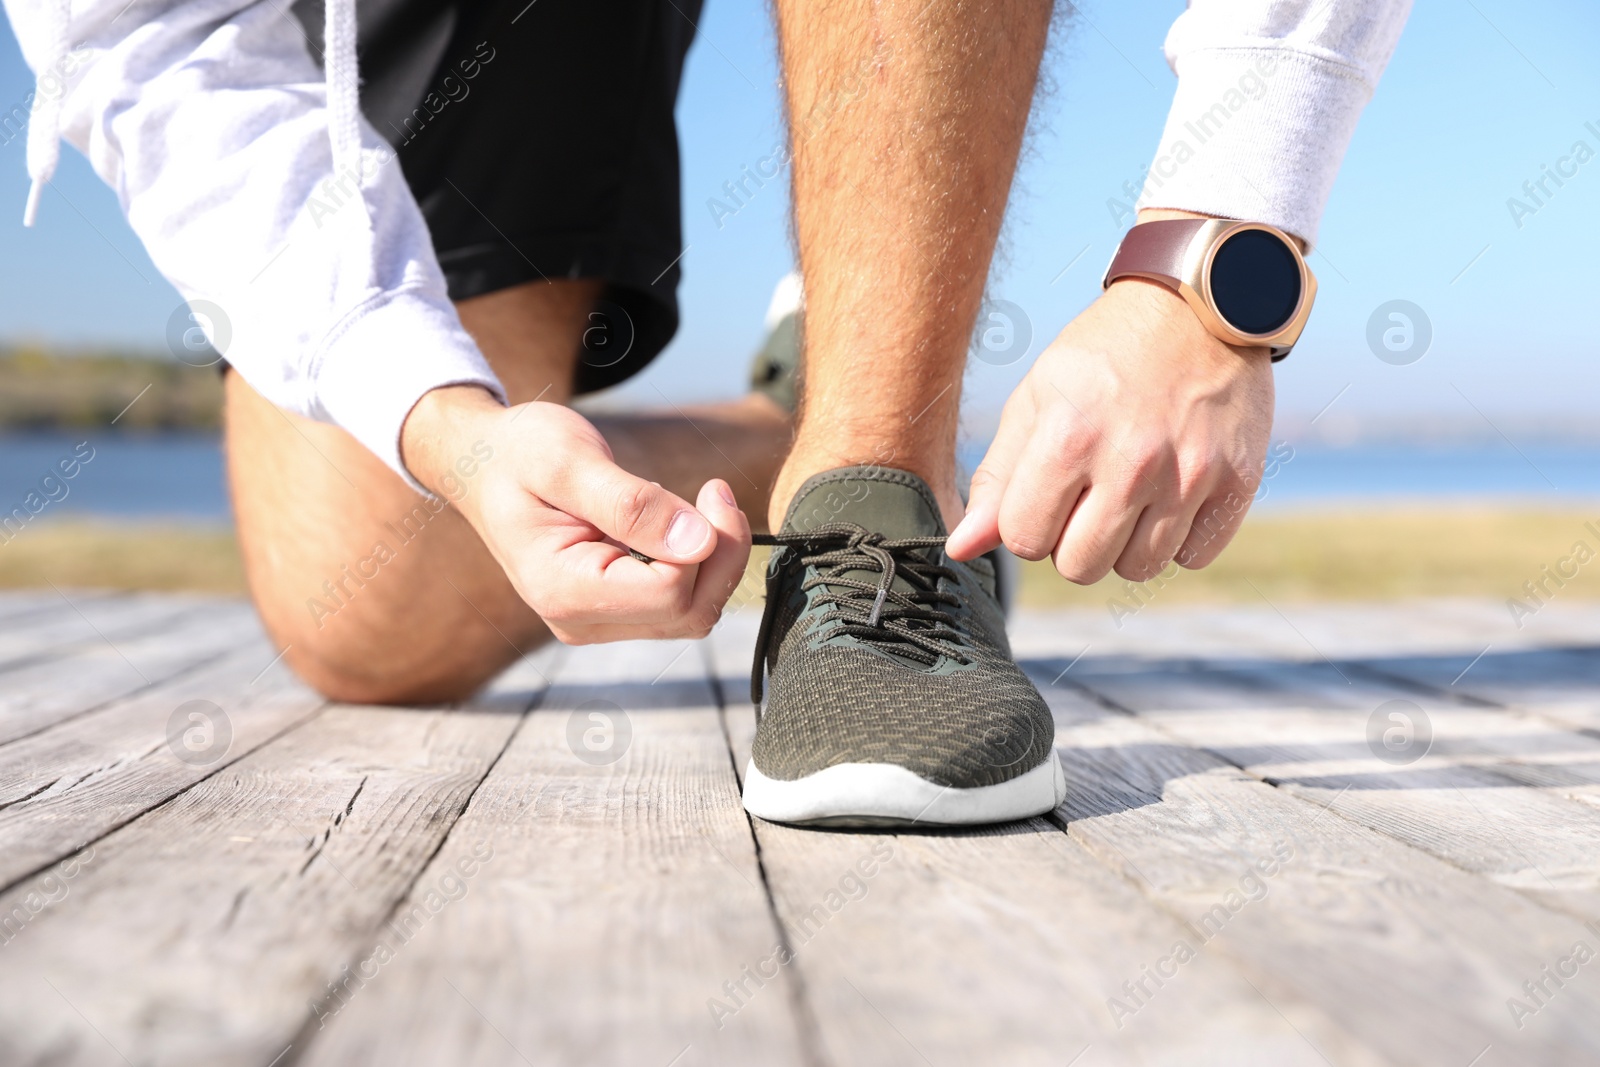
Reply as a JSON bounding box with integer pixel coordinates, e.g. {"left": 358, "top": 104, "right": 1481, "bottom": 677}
{"left": 947, "top": 414, "right": 1028, "bottom": 561}
{"left": 544, "top": 451, "right": 716, "bottom": 565}
{"left": 946, "top": 469, "right": 1004, "bottom": 562}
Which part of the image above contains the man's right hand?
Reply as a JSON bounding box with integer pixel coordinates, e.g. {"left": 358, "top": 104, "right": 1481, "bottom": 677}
{"left": 401, "top": 385, "right": 751, "bottom": 644}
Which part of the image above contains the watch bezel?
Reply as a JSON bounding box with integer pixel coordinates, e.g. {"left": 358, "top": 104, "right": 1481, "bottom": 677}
{"left": 1178, "top": 219, "right": 1316, "bottom": 359}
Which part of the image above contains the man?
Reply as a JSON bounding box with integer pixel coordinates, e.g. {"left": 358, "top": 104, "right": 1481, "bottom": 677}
{"left": 5, "top": 0, "right": 1410, "bottom": 826}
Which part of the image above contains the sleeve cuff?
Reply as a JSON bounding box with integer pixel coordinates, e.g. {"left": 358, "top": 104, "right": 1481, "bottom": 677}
{"left": 312, "top": 286, "right": 507, "bottom": 495}
{"left": 1136, "top": 48, "right": 1377, "bottom": 248}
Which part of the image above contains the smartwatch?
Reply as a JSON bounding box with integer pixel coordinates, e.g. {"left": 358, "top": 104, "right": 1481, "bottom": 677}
{"left": 1102, "top": 218, "right": 1316, "bottom": 360}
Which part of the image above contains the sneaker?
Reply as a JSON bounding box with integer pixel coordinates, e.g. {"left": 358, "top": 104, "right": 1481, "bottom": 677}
{"left": 743, "top": 465, "right": 1065, "bottom": 827}
{"left": 748, "top": 273, "right": 803, "bottom": 414}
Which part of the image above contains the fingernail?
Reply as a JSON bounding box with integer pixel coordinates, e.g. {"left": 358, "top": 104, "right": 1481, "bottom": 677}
{"left": 666, "top": 510, "right": 712, "bottom": 556}
{"left": 716, "top": 481, "right": 737, "bottom": 508}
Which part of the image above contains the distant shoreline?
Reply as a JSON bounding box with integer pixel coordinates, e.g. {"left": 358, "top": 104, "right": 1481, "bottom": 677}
{"left": 13, "top": 347, "right": 1600, "bottom": 444}
{"left": 0, "top": 348, "right": 221, "bottom": 433}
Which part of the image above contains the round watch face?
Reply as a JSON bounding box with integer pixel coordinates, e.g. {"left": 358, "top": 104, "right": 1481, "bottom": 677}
{"left": 1208, "top": 228, "right": 1302, "bottom": 336}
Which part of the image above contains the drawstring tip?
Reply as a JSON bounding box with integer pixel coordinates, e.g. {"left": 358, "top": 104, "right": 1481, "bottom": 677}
{"left": 22, "top": 180, "right": 43, "bottom": 227}
{"left": 867, "top": 588, "right": 888, "bottom": 627}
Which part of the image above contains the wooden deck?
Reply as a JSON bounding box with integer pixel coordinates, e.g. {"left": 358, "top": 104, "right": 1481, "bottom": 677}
{"left": 3, "top": 590, "right": 1600, "bottom": 1066}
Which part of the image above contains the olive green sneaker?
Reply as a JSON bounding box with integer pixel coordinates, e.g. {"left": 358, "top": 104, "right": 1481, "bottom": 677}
{"left": 748, "top": 273, "right": 802, "bottom": 414}
{"left": 744, "top": 465, "right": 1065, "bottom": 827}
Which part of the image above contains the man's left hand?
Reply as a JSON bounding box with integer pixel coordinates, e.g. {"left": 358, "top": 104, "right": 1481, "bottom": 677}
{"left": 946, "top": 269, "right": 1275, "bottom": 582}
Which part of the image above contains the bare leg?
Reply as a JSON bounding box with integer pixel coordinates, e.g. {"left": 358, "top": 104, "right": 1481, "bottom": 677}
{"left": 769, "top": 0, "right": 1052, "bottom": 529}
{"left": 595, "top": 396, "right": 790, "bottom": 533}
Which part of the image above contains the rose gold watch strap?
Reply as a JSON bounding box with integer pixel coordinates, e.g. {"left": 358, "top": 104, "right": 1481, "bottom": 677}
{"left": 1102, "top": 218, "right": 1209, "bottom": 291}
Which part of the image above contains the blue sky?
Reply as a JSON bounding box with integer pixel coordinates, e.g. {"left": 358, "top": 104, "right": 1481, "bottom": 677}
{"left": 1, "top": 0, "right": 1597, "bottom": 429}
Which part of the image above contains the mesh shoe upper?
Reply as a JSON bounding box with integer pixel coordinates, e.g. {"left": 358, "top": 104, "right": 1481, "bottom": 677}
{"left": 750, "top": 466, "right": 1055, "bottom": 789}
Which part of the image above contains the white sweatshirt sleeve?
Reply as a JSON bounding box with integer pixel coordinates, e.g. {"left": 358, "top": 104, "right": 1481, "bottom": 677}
{"left": 2, "top": 0, "right": 507, "bottom": 491}
{"left": 1136, "top": 0, "right": 1413, "bottom": 247}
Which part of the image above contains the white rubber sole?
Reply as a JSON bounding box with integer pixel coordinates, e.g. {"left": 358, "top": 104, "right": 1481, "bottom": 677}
{"left": 742, "top": 754, "right": 1066, "bottom": 828}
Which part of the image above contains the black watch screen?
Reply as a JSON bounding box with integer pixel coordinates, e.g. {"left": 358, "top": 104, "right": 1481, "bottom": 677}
{"left": 1208, "top": 229, "right": 1302, "bottom": 336}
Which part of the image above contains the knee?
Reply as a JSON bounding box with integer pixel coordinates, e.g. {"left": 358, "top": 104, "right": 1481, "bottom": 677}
{"left": 271, "top": 609, "right": 530, "bottom": 706}
{"left": 286, "top": 643, "right": 493, "bottom": 705}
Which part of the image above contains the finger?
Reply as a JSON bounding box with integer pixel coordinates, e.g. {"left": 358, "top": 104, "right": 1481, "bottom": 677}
{"left": 513, "top": 500, "right": 700, "bottom": 629}
{"left": 948, "top": 395, "right": 1034, "bottom": 561}
{"left": 532, "top": 483, "right": 748, "bottom": 638}
{"left": 1113, "top": 494, "right": 1201, "bottom": 581}
{"left": 541, "top": 448, "right": 715, "bottom": 565}
{"left": 993, "top": 425, "right": 1091, "bottom": 561}
{"left": 679, "top": 479, "right": 754, "bottom": 637}
{"left": 1175, "top": 481, "right": 1256, "bottom": 569}
{"left": 541, "top": 483, "right": 745, "bottom": 643}
{"left": 530, "top": 535, "right": 700, "bottom": 630}
{"left": 1051, "top": 487, "right": 1145, "bottom": 584}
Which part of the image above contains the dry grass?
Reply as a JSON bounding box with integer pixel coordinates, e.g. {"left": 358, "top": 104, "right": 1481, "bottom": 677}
{"left": 0, "top": 521, "right": 245, "bottom": 594}
{"left": 1017, "top": 507, "right": 1600, "bottom": 608}
{"left": 6, "top": 509, "right": 1600, "bottom": 610}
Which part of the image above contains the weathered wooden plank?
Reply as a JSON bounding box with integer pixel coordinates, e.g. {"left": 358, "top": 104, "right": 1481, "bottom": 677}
{"left": 1074, "top": 656, "right": 1600, "bottom": 921}
{"left": 0, "top": 590, "right": 210, "bottom": 674}
{"left": 1009, "top": 599, "right": 1478, "bottom": 666}
{"left": 0, "top": 600, "right": 264, "bottom": 746}
{"left": 1363, "top": 645, "right": 1600, "bottom": 734}
{"left": 1327, "top": 598, "right": 1600, "bottom": 734}
{"left": 1010, "top": 597, "right": 1600, "bottom": 679}
{"left": 706, "top": 617, "right": 1353, "bottom": 1067}
{"left": 0, "top": 589, "right": 119, "bottom": 626}
{"left": 0, "top": 640, "right": 325, "bottom": 888}
{"left": 1021, "top": 651, "right": 1600, "bottom": 1064}
{"left": 11, "top": 591, "right": 1600, "bottom": 1066}
{"left": 293, "top": 638, "right": 808, "bottom": 1067}
{"left": 1008, "top": 598, "right": 1600, "bottom": 735}
{"left": 0, "top": 654, "right": 551, "bottom": 1067}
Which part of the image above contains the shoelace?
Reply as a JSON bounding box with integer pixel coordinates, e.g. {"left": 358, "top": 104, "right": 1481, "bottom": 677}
{"left": 749, "top": 523, "right": 973, "bottom": 705}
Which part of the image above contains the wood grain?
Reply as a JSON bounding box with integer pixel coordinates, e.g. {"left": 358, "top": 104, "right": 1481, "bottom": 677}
{"left": 0, "top": 652, "right": 550, "bottom": 1067}
{"left": 1074, "top": 656, "right": 1600, "bottom": 920}
{"left": 6, "top": 592, "right": 1600, "bottom": 1064}
{"left": 0, "top": 639, "right": 325, "bottom": 889}
{"left": 1365, "top": 645, "right": 1600, "bottom": 734}
{"left": 0, "top": 599, "right": 264, "bottom": 745}
{"left": 293, "top": 638, "right": 809, "bottom": 1067}
{"left": 0, "top": 590, "right": 207, "bottom": 673}
{"left": 1026, "top": 651, "right": 1600, "bottom": 1064}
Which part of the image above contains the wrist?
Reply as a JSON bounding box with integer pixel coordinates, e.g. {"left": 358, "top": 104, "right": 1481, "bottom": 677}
{"left": 1100, "top": 275, "right": 1273, "bottom": 369}
{"left": 400, "top": 385, "right": 505, "bottom": 500}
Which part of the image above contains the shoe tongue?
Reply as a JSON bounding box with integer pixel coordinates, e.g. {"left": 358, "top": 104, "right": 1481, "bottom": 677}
{"left": 781, "top": 465, "right": 947, "bottom": 538}
{"left": 780, "top": 466, "right": 952, "bottom": 646}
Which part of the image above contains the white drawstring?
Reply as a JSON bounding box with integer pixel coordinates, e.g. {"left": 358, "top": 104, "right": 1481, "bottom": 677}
{"left": 23, "top": 0, "right": 71, "bottom": 226}
{"left": 323, "top": 0, "right": 369, "bottom": 226}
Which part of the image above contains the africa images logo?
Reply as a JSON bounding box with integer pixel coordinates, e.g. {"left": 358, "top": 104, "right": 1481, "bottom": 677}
{"left": 166, "top": 700, "right": 232, "bottom": 766}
